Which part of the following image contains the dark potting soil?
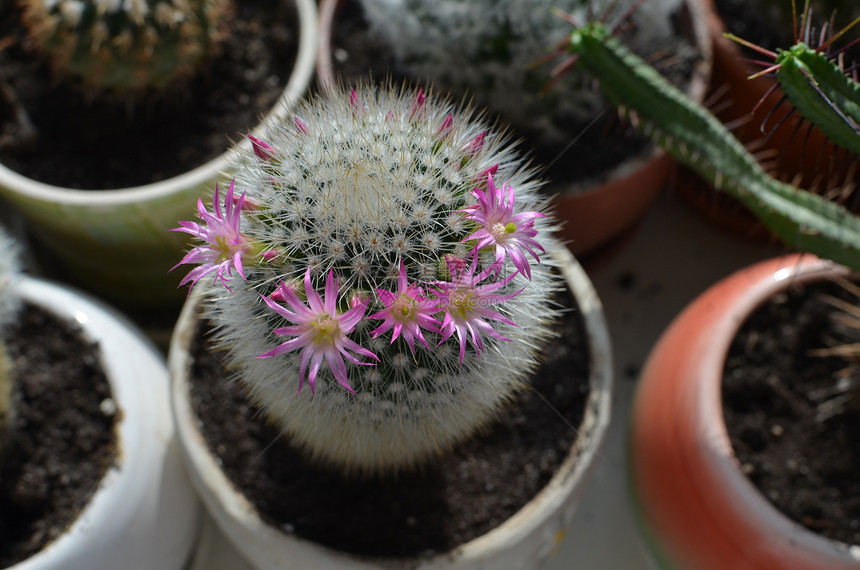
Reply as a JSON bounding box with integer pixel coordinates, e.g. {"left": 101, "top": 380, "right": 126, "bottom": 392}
{"left": 723, "top": 279, "right": 860, "bottom": 546}
{"left": 326, "top": 0, "right": 704, "bottom": 192}
{"left": 189, "top": 288, "right": 591, "bottom": 561}
{"left": 0, "top": 303, "right": 118, "bottom": 567}
{"left": 0, "top": 0, "right": 298, "bottom": 190}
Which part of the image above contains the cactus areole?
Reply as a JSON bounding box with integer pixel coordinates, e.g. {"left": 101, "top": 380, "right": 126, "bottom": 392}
{"left": 173, "top": 83, "right": 566, "bottom": 474}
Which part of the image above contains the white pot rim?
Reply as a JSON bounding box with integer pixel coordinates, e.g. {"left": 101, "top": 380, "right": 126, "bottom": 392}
{"left": 0, "top": 0, "right": 318, "bottom": 205}
{"left": 7, "top": 277, "right": 199, "bottom": 570}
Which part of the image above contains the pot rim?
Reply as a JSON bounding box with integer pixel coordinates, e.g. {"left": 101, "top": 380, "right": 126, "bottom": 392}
{"left": 0, "top": 0, "right": 318, "bottom": 205}
{"left": 631, "top": 253, "right": 860, "bottom": 570}
{"left": 7, "top": 276, "right": 198, "bottom": 570}
{"left": 169, "top": 242, "right": 613, "bottom": 569}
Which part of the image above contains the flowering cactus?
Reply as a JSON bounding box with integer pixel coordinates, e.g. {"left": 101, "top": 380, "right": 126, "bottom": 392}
{"left": 19, "top": 0, "right": 232, "bottom": 93}
{"left": 173, "top": 83, "right": 564, "bottom": 473}
{"left": 356, "top": 0, "right": 687, "bottom": 153}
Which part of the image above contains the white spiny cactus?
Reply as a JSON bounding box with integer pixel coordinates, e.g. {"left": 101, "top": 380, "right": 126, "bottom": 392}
{"left": 19, "top": 0, "right": 232, "bottom": 92}
{"left": 357, "top": 0, "right": 684, "bottom": 152}
{"left": 173, "top": 82, "right": 566, "bottom": 474}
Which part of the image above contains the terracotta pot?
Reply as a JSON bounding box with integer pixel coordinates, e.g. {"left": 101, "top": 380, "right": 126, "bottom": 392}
{"left": 316, "top": 0, "right": 713, "bottom": 258}
{"left": 6, "top": 276, "right": 200, "bottom": 570}
{"left": 629, "top": 253, "right": 860, "bottom": 570}
{"left": 675, "top": 0, "right": 859, "bottom": 237}
{"left": 169, "top": 243, "right": 614, "bottom": 570}
{"left": 0, "top": 0, "right": 318, "bottom": 313}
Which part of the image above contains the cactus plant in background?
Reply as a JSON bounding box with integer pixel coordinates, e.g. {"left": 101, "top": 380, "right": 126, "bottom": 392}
{"left": 18, "top": 0, "right": 233, "bottom": 93}
{"left": 355, "top": 0, "right": 692, "bottom": 168}
{"left": 540, "top": 0, "right": 860, "bottom": 271}
{"left": 173, "top": 82, "right": 565, "bottom": 474}
{"left": 0, "top": 230, "right": 21, "bottom": 465}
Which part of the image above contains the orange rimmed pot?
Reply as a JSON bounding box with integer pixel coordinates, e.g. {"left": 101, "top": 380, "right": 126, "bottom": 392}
{"left": 629, "top": 253, "right": 860, "bottom": 570}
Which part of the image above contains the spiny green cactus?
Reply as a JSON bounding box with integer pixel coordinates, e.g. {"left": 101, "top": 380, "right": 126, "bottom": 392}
{"left": 543, "top": 6, "right": 860, "bottom": 271}
{"left": 173, "top": 82, "right": 565, "bottom": 474}
{"left": 725, "top": 0, "right": 860, "bottom": 157}
{"left": 19, "top": 0, "right": 232, "bottom": 93}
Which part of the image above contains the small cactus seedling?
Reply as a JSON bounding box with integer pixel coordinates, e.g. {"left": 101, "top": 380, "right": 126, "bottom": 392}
{"left": 173, "top": 82, "right": 565, "bottom": 474}
{"left": 0, "top": 230, "right": 22, "bottom": 466}
{"left": 19, "top": 0, "right": 232, "bottom": 93}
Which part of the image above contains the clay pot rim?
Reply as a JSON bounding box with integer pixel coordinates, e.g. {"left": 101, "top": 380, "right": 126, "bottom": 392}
{"left": 631, "top": 253, "right": 860, "bottom": 569}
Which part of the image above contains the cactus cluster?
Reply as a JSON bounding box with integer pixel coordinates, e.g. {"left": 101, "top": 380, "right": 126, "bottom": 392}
{"left": 356, "top": 0, "right": 688, "bottom": 154}
{"left": 173, "top": 82, "right": 565, "bottom": 474}
{"left": 19, "top": 0, "right": 232, "bottom": 93}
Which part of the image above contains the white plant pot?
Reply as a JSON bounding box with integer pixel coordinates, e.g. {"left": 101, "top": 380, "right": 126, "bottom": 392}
{"left": 6, "top": 276, "right": 200, "bottom": 570}
{"left": 169, "top": 244, "right": 613, "bottom": 570}
{"left": 0, "top": 0, "right": 317, "bottom": 311}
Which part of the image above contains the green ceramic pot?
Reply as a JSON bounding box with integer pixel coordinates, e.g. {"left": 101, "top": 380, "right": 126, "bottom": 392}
{"left": 0, "top": 0, "right": 317, "bottom": 313}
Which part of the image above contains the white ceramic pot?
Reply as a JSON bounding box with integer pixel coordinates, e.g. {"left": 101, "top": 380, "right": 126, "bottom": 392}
{"left": 169, "top": 244, "right": 613, "bottom": 570}
{"left": 0, "top": 0, "right": 318, "bottom": 311}
{"left": 5, "top": 276, "right": 200, "bottom": 570}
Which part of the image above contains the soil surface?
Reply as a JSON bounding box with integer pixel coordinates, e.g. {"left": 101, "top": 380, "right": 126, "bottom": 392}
{"left": 325, "top": 0, "right": 704, "bottom": 192}
{"left": 0, "top": 0, "right": 298, "bottom": 189}
{"left": 723, "top": 279, "right": 860, "bottom": 546}
{"left": 188, "top": 288, "right": 592, "bottom": 561}
{"left": 0, "top": 303, "right": 118, "bottom": 567}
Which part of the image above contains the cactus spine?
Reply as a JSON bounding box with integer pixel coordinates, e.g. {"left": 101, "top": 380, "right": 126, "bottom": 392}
{"left": 19, "top": 0, "right": 232, "bottom": 93}
{"left": 174, "top": 82, "right": 564, "bottom": 474}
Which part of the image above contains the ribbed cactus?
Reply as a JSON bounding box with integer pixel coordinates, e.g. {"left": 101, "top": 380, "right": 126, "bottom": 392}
{"left": 356, "top": 0, "right": 687, "bottom": 155}
{"left": 0, "top": 230, "right": 22, "bottom": 465}
{"left": 173, "top": 83, "right": 564, "bottom": 474}
{"left": 19, "top": 0, "right": 232, "bottom": 93}
{"left": 542, "top": 3, "right": 860, "bottom": 271}
{"left": 725, "top": 1, "right": 860, "bottom": 156}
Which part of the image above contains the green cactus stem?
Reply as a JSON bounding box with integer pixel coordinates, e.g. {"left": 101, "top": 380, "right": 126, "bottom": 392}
{"left": 19, "top": 0, "right": 232, "bottom": 93}
{"left": 546, "top": 15, "right": 860, "bottom": 271}
{"left": 724, "top": 0, "right": 860, "bottom": 157}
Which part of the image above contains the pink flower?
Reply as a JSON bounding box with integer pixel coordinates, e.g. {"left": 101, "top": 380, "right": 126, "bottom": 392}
{"left": 459, "top": 174, "right": 545, "bottom": 279}
{"left": 171, "top": 180, "right": 251, "bottom": 290}
{"left": 248, "top": 135, "right": 278, "bottom": 161}
{"left": 258, "top": 269, "right": 378, "bottom": 394}
{"left": 432, "top": 256, "right": 522, "bottom": 364}
{"left": 367, "top": 263, "right": 440, "bottom": 353}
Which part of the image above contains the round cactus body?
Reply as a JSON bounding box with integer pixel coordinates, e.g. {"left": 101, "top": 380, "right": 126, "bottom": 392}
{"left": 19, "top": 0, "right": 232, "bottom": 92}
{"left": 174, "top": 82, "right": 566, "bottom": 474}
